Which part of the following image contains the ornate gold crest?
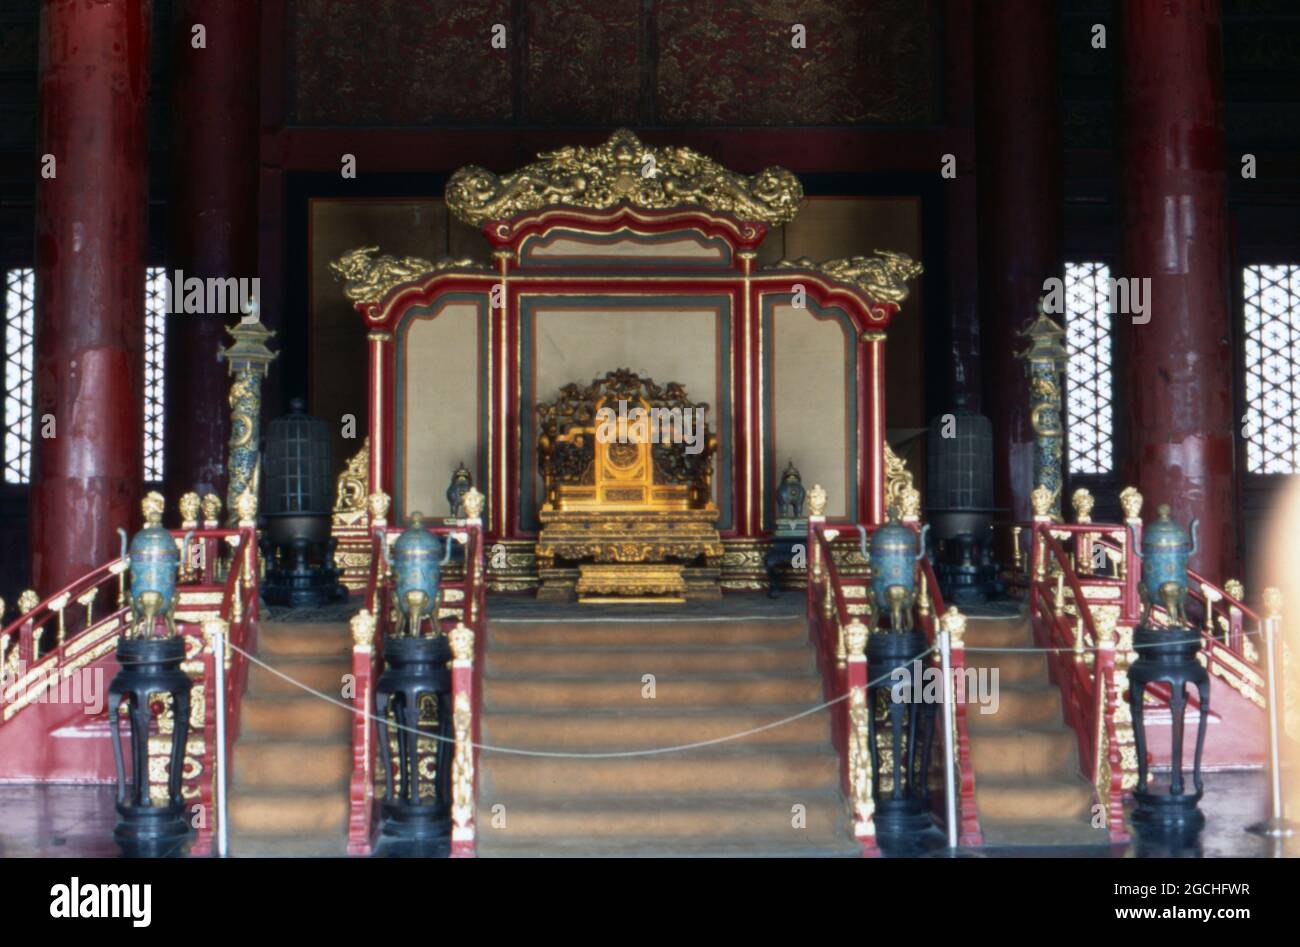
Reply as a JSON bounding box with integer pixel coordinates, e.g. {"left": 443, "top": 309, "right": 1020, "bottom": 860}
{"left": 445, "top": 128, "right": 804, "bottom": 228}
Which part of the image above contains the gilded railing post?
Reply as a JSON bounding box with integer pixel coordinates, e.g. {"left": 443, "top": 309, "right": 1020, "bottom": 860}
{"left": 1017, "top": 302, "right": 1069, "bottom": 519}
{"left": 806, "top": 483, "right": 828, "bottom": 639}
{"left": 843, "top": 618, "right": 877, "bottom": 854}
{"left": 1120, "top": 486, "right": 1144, "bottom": 622}
{"left": 1093, "top": 611, "right": 1121, "bottom": 838}
{"left": 347, "top": 608, "right": 377, "bottom": 855}
{"left": 220, "top": 316, "right": 278, "bottom": 526}
{"left": 449, "top": 621, "right": 477, "bottom": 857}
{"left": 1072, "top": 487, "right": 1094, "bottom": 576}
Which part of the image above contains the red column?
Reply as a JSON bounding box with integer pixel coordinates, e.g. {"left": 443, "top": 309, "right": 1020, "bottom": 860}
{"left": 974, "top": 0, "right": 1064, "bottom": 521}
{"left": 31, "top": 0, "right": 152, "bottom": 592}
{"left": 1119, "top": 0, "right": 1235, "bottom": 580}
{"left": 164, "top": 0, "right": 261, "bottom": 504}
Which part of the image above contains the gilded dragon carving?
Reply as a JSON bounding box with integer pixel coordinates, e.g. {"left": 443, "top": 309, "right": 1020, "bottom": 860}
{"left": 330, "top": 247, "right": 488, "bottom": 306}
{"left": 767, "top": 250, "right": 924, "bottom": 304}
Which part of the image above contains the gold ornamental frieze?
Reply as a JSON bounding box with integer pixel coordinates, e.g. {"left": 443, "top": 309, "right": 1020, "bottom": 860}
{"left": 445, "top": 128, "right": 804, "bottom": 229}
{"left": 767, "top": 251, "right": 923, "bottom": 305}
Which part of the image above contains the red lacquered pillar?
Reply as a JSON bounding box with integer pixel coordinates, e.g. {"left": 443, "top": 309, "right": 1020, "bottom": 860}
{"left": 30, "top": 0, "right": 152, "bottom": 592}
{"left": 164, "top": 0, "right": 261, "bottom": 505}
{"left": 1119, "top": 0, "right": 1235, "bottom": 579}
{"left": 974, "top": 0, "right": 1064, "bottom": 522}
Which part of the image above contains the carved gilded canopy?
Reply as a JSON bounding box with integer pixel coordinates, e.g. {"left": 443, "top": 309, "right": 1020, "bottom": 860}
{"left": 445, "top": 128, "right": 804, "bottom": 228}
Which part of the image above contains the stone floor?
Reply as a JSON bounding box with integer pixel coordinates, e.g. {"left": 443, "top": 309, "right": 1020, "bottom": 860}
{"left": 1, "top": 771, "right": 1294, "bottom": 857}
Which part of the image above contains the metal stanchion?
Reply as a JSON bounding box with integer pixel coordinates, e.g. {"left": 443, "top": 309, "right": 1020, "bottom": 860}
{"left": 938, "top": 627, "right": 958, "bottom": 849}
{"left": 212, "top": 620, "right": 230, "bottom": 857}
{"left": 1248, "top": 588, "right": 1296, "bottom": 839}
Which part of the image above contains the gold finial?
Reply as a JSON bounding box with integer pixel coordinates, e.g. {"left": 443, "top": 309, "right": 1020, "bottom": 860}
{"left": 1094, "top": 609, "right": 1117, "bottom": 645}
{"left": 445, "top": 128, "right": 804, "bottom": 229}
{"left": 1119, "top": 486, "right": 1143, "bottom": 521}
{"left": 844, "top": 618, "right": 868, "bottom": 658}
{"left": 201, "top": 493, "right": 222, "bottom": 526}
{"left": 179, "top": 492, "right": 201, "bottom": 527}
{"left": 1225, "top": 578, "right": 1245, "bottom": 602}
{"left": 1030, "top": 484, "right": 1054, "bottom": 518}
{"left": 940, "top": 606, "right": 966, "bottom": 645}
{"left": 1263, "top": 587, "right": 1282, "bottom": 620}
{"left": 235, "top": 489, "right": 257, "bottom": 526}
{"left": 368, "top": 490, "right": 391, "bottom": 524}
{"left": 462, "top": 487, "right": 485, "bottom": 521}
{"left": 202, "top": 618, "right": 229, "bottom": 653}
{"left": 449, "top": 623, "right": 475, "bottom": 662}
{"left": 1071, "top": 487, "right": 1094, "bottom": 523}
{"left": 351, "top": 609, "right": 376, "bottom": 648}
{"left": 142, "top": 490, "right": 165, "bottom": 526}
{"left": 807, "top": 483, "right": 828, "bottom": 518}
{"left": 897, "top": 485, "right": 922, "bottom": 522}
{"left": 18, "top": 589, "right": 39, "bottom": 614}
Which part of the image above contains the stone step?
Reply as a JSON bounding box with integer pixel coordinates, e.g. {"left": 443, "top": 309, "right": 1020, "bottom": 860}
{"left": 961, "top": 619, "right": 1033, "bottom": 649}
{"left": 229, "top": 789, "right": 347, "bottom": 836}
{"left": 481, "top": 705, "right": 831, "bottom": 750}
{"left": 973, "top": 775, "right": 1095, "bottom": 822}
{"left": 965, "top": 683, "right": 1063, "bottom": 728}
{"left": 257, "top": 622, "right": 353, "bottom": 658}
{"left": 484, "top": 674, "right": 823, "bottom": 711}
{"left": 489, "top": 619, "right": 806, "bottom": 649}
{"left": 486, "top": 644, "right": 812, "bottom": 677}
{"left": 478, "top": 791, "right": 848, "bottom": 841}
{"left": 961, "top": 648, "right": 1048, "bottom": 683}
{"left": 242, "top": 695, "right": 353, "bottom": 739}
{"left": 248, "top": 657, "right": 350, "bottom": 697}
{"left": 477, "top": 835, "right": 862, "bottom": 858}
{"left": 232, "top": 737, "right": 351, "bottom": 789}
{"left": 967, "top": 725, "right": 1081, "bottom": 779}
{"left": 481, "top": 746, "right": 841, "bottom": 797}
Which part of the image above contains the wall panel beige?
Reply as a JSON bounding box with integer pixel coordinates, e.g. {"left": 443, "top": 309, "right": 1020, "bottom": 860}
{"left": 769, "top": 302, "right": 853, "bottom": 521}
{"left": 400, "top": 301, "right": 482, "bottom": 517}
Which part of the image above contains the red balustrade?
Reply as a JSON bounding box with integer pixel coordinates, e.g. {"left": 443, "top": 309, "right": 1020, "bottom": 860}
{"left": 805, "top": 516, "right": 981, "bottom": 852}
{"left": 347, "top": 516, "right": 486, "bottom": 856}
{"left": 0, "top": 524, "right": 257, "bottom": 857}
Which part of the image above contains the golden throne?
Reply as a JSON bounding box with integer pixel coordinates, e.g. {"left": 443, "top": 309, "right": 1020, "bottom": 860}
{"left": 535, "top": 369, "right": 724, "bottom": 602}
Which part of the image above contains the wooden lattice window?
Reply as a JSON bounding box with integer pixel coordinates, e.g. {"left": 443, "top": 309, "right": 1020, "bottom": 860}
{"left": 144, "top": 266, "right": 168, "bottom": 482}
{"left": 1243, "top": 264, "right": 1300, "bottom": 474}
{"left": 1064, "top": 261, "right": 1115, "bottom": 474}
{"left": 4, "top": 267, "right": 35, "bottom": 485}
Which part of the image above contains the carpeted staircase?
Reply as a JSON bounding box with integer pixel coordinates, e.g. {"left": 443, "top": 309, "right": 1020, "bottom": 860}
{"left": 476, "top": 617, "right": 860, "bottom": 857}
{"left": 962, "top": 616, "right": 1110, "bottom": 845}
{"left": 228, "top": 621, "right": 353, "bottom": 856}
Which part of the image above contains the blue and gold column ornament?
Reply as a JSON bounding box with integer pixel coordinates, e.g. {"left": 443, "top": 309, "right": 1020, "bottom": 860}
{"left": 1017, "top": 300, "right": 1069, "bottom": 518}
{"left": 220, "top": 312, "right": 278, "bottom": 525}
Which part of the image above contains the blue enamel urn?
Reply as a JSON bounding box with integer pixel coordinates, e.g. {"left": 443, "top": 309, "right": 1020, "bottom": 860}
{"left": 869, "top": 510, "right": 930, "bottom": 630}
{"left": 128, "top": 493, "right": 181, "bottom": 638}
{"left": 391, "top": 512, "right": 454, "bottom": 637}
{"left": 1132, "top": 503, "right": 1199, "bottom": 627}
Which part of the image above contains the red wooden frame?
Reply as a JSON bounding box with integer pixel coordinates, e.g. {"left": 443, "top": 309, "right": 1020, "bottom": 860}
{"left": 348, "top": 204, "right": 901, "bottom": 543}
